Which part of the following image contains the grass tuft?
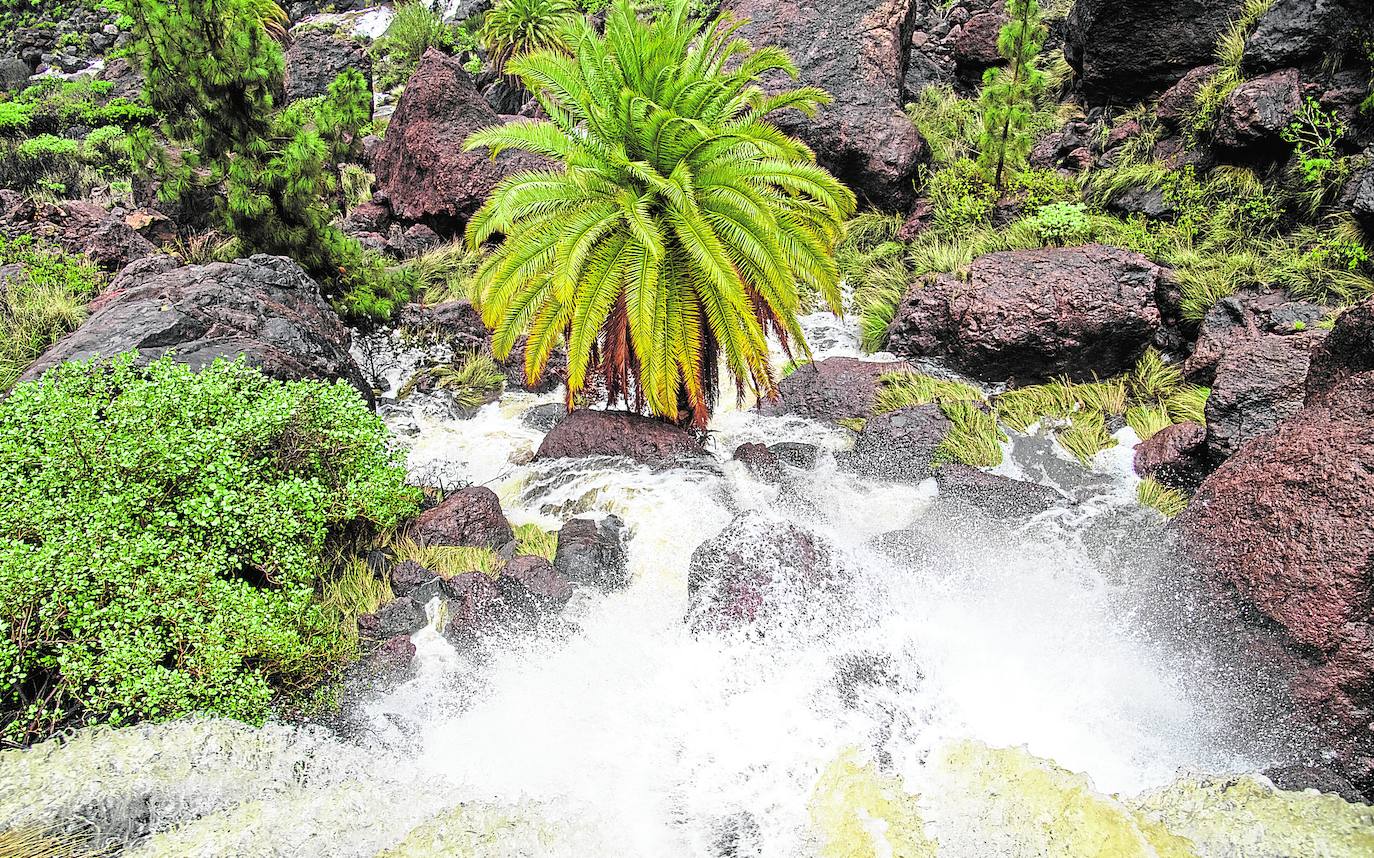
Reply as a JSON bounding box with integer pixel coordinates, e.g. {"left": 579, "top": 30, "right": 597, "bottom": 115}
{"left": 1137, "top": 477, "right": 1189, "bottom": 517}
{"left": 935, "top": 401, "right": 1006, "bottom": 468}
{"left": 875, "top": 370, "right": 985, "bottom": 414}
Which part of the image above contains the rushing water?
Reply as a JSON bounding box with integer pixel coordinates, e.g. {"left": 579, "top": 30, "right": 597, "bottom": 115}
{"left": 3, "top": 309, "right": 1370, "bottom": 856}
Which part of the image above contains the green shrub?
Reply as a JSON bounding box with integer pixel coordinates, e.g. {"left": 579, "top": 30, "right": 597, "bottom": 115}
{"left": 929, "top": 159, "right": 996, "bottom": 234}
{"left": 480, "top": 0, "right": 580, "bottom": 73}
{"left": 10, "top": 78, "right": 154, "bottom": 134}
{"left": 0, "top": 236, "right": 103, "bottom": 390}
{"left": 1282, "top": 96, "right": 1347, "bottom": 186}
{"left": 0, "top": 101, "right": 33, "bottom": 135}
{"left": 0, "top": 355, "right": 420, "bottom": 744}
{"left": 906, "top": 85, "right": 980, "bottom": 169}
{"left": 1024, "top": 201, "right": 1090, "bottom": 246}
{"left": 0, "top": 133, "right": 93, "bottom": 197}
{"left": 372, "top": 0, "right": 465, "bottom": 91}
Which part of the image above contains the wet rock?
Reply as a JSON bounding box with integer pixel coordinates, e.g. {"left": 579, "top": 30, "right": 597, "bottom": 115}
{"left": 1214, "top": 68, "right": 1301, "bottom": 151}
{"left": 1204, "top": 329, "right": 1325, "bottom": 463}
{"left": 284, "top": 20, "right": 371, "bottom": 102}
{"left": 1156, "top": 64, "right": 1220, "bottom": 129}
{"left": 1176, "top": 369, "right": 1374, "bottom": 794}
{"left": 410, "top": 486, "right": 515, "bottom": 549}
{"left": 1066, "top": 0, "right": 1244, "bottom": 103}
{"left": 502, "top": 555, "right": 573, "bottom": 610}
{"left": 397, "top": 299, "right": 488, "bottom": 351}
{"left": 358, "top": 596, "right": 428, "bottom": 641}
{"left": 370, "top": 49, "right": 547, "bottom": 230}
{"left": 19, "top": 255, "right": 371, "bottom": 400}
{"left": 838, "top": 404, "right": 950, "bottom": 483}
{"left": 499, "top": 334, "right": 566, "bottom": 394}
{"left": 1133, "top": 421, "right": 1208, "bottom": 488}
{"left": 1264, "top": 763, "right": 1364, "bottom": 804}
{"left": 343, "top": 200, "right": 391, "bottom": 236}
{"left": 722, "top": 0, "right": 927, "bottom": 210}
{"left": 521, "top": 402, "right": 568, "bottom": 433}
{"left": 934, "top": 464, "right": 1068, "bottom": 517}
{"left": 389, "top": 560, "right": 434, "bottom": 598}
{"left": 362, "top": 634, "right": 417, "bottom": 673}
{"left": 553, "top": 515, "right": 629, "bottom": 592}
{"left": 769, "top": 442, "right": 823, "bottom": 470}
{"left": 1243, "top": 0, "right": 1364, "bottom": 74}
{"left": 1352, "top": 164, "right": 1374, "bottom": 231}
{"left": 1106, "top": 185, "right": 1172, "bottom": 220}
{"left": 763, "top": 357, "right": 910, "bottom": 422}
{"left": 441, "top": 572, "right": 521, "bottom": 644}
{"left": 733, "top": 442, "right": 782, "bottom": 483}
{"left": 687, "top": 510, "right": 840, "bottom": 628}
{"left": 886, "top": 245, "right": 1165, "bottom": 384}
{"left": 536, "top": 409, "right": 704, "bottom": 466}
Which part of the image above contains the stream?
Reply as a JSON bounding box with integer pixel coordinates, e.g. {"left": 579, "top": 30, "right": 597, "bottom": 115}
{"left": 2, "top": 309, "right": 1370, "bottom": 856}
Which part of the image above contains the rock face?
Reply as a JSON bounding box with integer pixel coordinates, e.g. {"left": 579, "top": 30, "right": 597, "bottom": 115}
{"left": 1176, "top": 366, "right": 1374, "bottom": 792}
{"left": 536, "top": 409, "right": 704, "bottom": 466}
{"left": 1184, "top": 291, "right": 1328, "bottom": 384}
{"left": 553, "top": 515, "right": 629, "bottom": 592}
{"left": 1204, "top": 329, "right": 1324, "bottom": 463}
{"left": 1214, "top": 68, "right": 1301, "bottom": 151}
{"left": 687, "top": 510, "right": 840, "bottom": 629}
{"left": 20, "top": 255, "right": 370, "bottom": 398}
{"left": 1353, "top": 165, "right": 1374, "bottom": 232}
{"left": 1066, "top": 0, "right": 1244, "bottom": 102}
{"left": 934, "top": 464, "right": 1068, "bottom": 517}
{"left": 0, "top": 194, "right": 157, "bottom": 272}
{"left": 1243, "top": 0, "right": 1362, "bottom": 74}
{"left": 284, "top": 22, "right": 371, "bottom": 102}
{"left": 764, "top": 357, "right": 909, "bottom": 421}
{"left": 369, "top": 48, "right": 546, "bottom": 229}
{"left": 839, "top": 404, "right": 950, "bottom": 483}
{"left": 1133, "top": 422, "right": 1208, "bottom": 488}
{"left": 1306, "top": 297, "right": 1374, "bottom": 395}
{"left": 886, "top": 245, "right": 1165, "bottom": 384}
{"left": 409, "top": 486, "right": 515, "bottom": 549}
{"left": 721, "top": 0, "right": 926, "bottom": 210}
{"left": 953, "top": 11, "right": 1007, "bottom": 73}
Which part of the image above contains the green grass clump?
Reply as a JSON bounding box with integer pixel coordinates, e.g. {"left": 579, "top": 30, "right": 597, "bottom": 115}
{"left": 398, "top": 351, "right": 506, "bottom": 406}
{"left": 373, "top": 0, "right": 475, "bottom": 90}
{"left": 389, "top": 537, "right": 504, "bottom": 578}
{"left": 935, "top": 400, "right": 1006, "bottom": 468}
{"left": 320, "top": 557, "right": 396, "bottom": 650}
{"left": 906, "top": 84, "right": 981, "bottom": 169}
{"left": 874, "top": 370, "right": 985, "bottom": 413}
{"left": 403, "top": 240, "right": 484, "bottom": 306}
{"left": 1137, "top": 477, "right": 1189, "bottom": 518}
{"left": 514, "top": 522, "right": 558, "bottom": 561}
{"left": 1058, "top": 410, "right": 1117, "bottom": 465}
{"left": 1191, "top": 0, "right": 1276, "bottom": 138}
{"left": 0, "top": 355, "right": 420, "bottom": 745}
{"left": 1124, "top": 404, "right": 1173, "bottom": 441}
{"left": 0, "top": 236, "right": 104, "bottom": 391}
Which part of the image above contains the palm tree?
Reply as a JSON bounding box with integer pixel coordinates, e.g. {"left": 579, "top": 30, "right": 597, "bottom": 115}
{"left": 480, "top": 0, "right": 581, "bottom": 75}
{"left": 464, "top": 0, "right": 857, "bottom": 427}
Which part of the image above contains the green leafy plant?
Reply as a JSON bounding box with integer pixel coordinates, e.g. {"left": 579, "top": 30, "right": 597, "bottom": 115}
{"left": 0, "top": 236, "right": 103, "bottom": 390}
{"left": 1282, "top": 96, "right": 1347, "bottom": 185}
{"left": 977, "top": 0, "right": 1048, "bottom": 189}
{"left": 372, "top": 0, "right": 461, "bottom": 91}
{"left": 928, "top": 158, "right": 996, "bottom": 233}
{"left": 0, "top": 355, "right": 420, "bottom": 745}
{"left": 464, "top": 0, "right": 856, "bottom": 427}
{"left": 1024, "top": 201, "right": 1090, "bottom": 246}
{"left": 480, "top": 0, "right": 581, "bottom": 74}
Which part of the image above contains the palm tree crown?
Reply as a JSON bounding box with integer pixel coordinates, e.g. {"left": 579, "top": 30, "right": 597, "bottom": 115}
{"left": 464, "top": 0, "right": 857, "bottom": 427}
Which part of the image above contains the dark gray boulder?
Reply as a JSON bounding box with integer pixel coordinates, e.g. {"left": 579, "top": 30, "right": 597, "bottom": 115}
{"left": 934, "top": 464, "right": 1068, "bottom": 517}
{"left": 763, "top": 357, "right": 910, "bottom": 422}
{"left": 1204, "top": 328, "right": 1326, "bottom": 463}
{"left": 284, "top": 20, "right": 371, "bottom": 102}
{"left": 553, "top": 515, "right": 629, "bottom": 592}
{"left": 838, "top": 404, "right": 951, "bottom": 483}
{"left": 1243, "top": 0, "right": 1367, "bottom": 74}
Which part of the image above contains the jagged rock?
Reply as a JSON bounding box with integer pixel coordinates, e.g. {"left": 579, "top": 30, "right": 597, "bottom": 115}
{"left": 1156, "top": 64, "right": 1220, "bottom": 129}
{"left": 687, "top": 510, "right": 840, "bottom": 628}
{"left": 762, "top": 357, "right": 910, "bottom": 421}
{"left": 362, "top": 634, "right": 417, "bottom": 673}
{"left": 1184, "top": 291, "right": 1328, "bottom": 384}
{"left": 721, "top": 0, "right": 926, "bottom": 210}
{"left": 536, "top": 409, "right": 704, "bottom": 465}
{"left": 769, "top": 442, "right": 823, "bottom": 469}
{"left": 1243, "top": 0, "right": 1364, "bottom": 74}
{"left": 1176, "top": 368, "right": 1374, "bottom": 794}
{"left": 97, "top": 55, "right": 142, "bottom": 100}
{"left": 1133, "top": 421, "right": 1208, "bottom": 488}
{"left": 502, "top": 555, "right": 574, "bottom": 610}
{"left": 370, "top": 48, "right": 547, "bottom": 230}
{"left": 358, "top": 596, "right": 428, "bottom": 641}
{"left": 410, "top": 486, "right": 515, "bottom": 549}
{"left": 553, "top": 515, "right": 629, "bottom": 592}
{"left": 397, "top": 299, "right": 488, "bottom": 351}
{"left": 521, "top": 402, "right": 568, "bottom": 433}
{"left": 0, "top": 196, "right": 157, "bottom": 272}
{"left": 0, "top": 57, "right": 30, "bottom": 92}
{"left": 1307, "top": 296, "right": 1374, "bottom": 395}
{"left": 1214, "top": 68, "right": 1301, "bottom": 151}
{"left": 953, "top": 11, "right": 1007, "bottom": 73}
{"left": 1106, "top": 185, "right": 1173, "bottom": 219}
{"left": 934, "top": 464, "right": 1068, "bottom": 516}
{"left": 838, "top": 404, "right": 950, "bottom": 483}
{"left": 389, "top": 560, "right": 434, "bottom": 598}
{"left": 1351, "top": 163, "right": 1374, "bottom": 232}
{"left": 886, "top": 245, "right": 1165, "bottom": 383}
{"left": 733, "top": 442, "right": 783, "bottom": 483}
{"left": 1204, "top": 330, "right": 1325, "bottom": 462}
{"left": 284, "top": 20, "right": 371, "bottom": 102}
{"left": 1066, "top": 0, "right": 1245, "bottom": 102}
{"left": 442, "top": 571, "right": 524, "bottom": 644}
{"left": 19, "top": 255, "right": 370, "bottom": 399}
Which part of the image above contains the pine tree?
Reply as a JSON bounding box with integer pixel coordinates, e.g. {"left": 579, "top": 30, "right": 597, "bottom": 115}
{"left": 977, "top": 0, "right": 1047, "bottom": 190}
{"left": 126, "top": 0, "right": 384, "bottom": 307}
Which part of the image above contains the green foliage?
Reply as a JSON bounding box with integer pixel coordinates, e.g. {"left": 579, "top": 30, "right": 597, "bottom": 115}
{"left": 977, "top": 0, "right": 1047, "bottom": 189}
{"left": 928, "top": 158, "right": 997, "bottom": 233}
{"left": 127, "top": 0, "right": 403, "bottom": 319}
{"left": 465, "top": 0, "right": 856, "bottom": 427}
{"left": 372, "top": 0, "right": 465, "bottom": 91}
{"left": 397, "top": 351, "right": 507, "bottom": 406}
{"left": 874, "top": 370, "right": 984, "bottom": 414}
{"left": 0, "top": 236, "right": 103, "bottom": 390}
{"left": 339, "top": 163, "right": 373, "bottom": 210}
{"left": 936, "top": 400, "right": 1006, "bottom": 467}
{"left": 403, "top": 240, "right": 483, "bottom": 305}
{"left": 1010, "top": 168, "right": 1080, "bottom": 214}
{"left": 514, "top": 522, "right": 558, "bottom": 561}
{"left": 1024, "top": 201, "right": 1090, "bottom": 246}
{"left": 1137, "top": 477, "right": 1188, "bottom": 518}
{"left": 906, "top": 84, "right": 980, "bottom": 169}
{"left": 388, "top": 536, "right": 503, "bottom": 577}
{"left": 319, "top": 557, "right": 394, "bottom": 652}
{"left": 0, "top": 101, "right": 33, "bottom": 135}
{"left": 0, "top": 355, "right": 420, "bottom": 745}
{"left": 1282, "top": 97, "right": 1347, "bottom": 186}
{"left": 1190, "top": 0, "right": 1275, "bottom": 138}
{"left": 481, "top": 0, "right": 581, "bottom": 74}
{"left": 3, "top": 78, "right": 154, "bottom": 136}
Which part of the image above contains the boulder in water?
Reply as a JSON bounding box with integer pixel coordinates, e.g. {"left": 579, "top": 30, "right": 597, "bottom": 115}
{"left": 687, "top": 510, "right": 840, "bottom": 629}
{"left": 765, "top": 357, "right": 910, "bottom": 422}
{"left": 501, "top": 555, "right": 574, "bottom": 610}
{"left": 409, "top": 486, "right": 515, "bottom": 549}
{"left": 388, "top": 559, "right": 435, "bottom": 598}
{"left": 358, "top": 596, "right": 428, "bottom": 641}
{"left": 536, "top": 409, "right": 704, "bottom": 466}
{"left": 553, "top": 515, "right": 629, "bottom": 592}
{"left": 839, "top": 405, "right": 950, "bottom": 483}
{"left": 1132, "top": 422, "right": 1208, "bottom": 488}
{"left": 441, "top": 571, "right": 526, "bottom": 644}
{"left": 733, "top": 442, "right": 783, "bottom": 483}
{"left": 934, "top": 464, "right": 1068, "bottom": 517}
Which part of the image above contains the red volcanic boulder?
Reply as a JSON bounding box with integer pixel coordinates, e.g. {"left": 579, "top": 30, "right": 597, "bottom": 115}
{"left": 1203, "top": 328, "right": 1325, "bottom": 463}
{"left": 1156, "top": 64, "right": 1220, "bottom": 129}
{"left": 536, "top": 409, "right": 704, "bottom": 466}
{"left": 441, "top": 571, "right": 523, "bottom": 644}
{"left": 1132, "top": 421, "right": 1207, "bottom": 488}
{"left": 953, "top": 11, "right": 1007, "bottom": 72}
{"left": 502, "top": 555, "right": 574, "bottom": 609}
{"left": 1306, "top": 297, "right": 1374, "bottom": 395}
{"left": 370, "top": 49, "right": 547, "bottom": 229}
{"left": 763, "top": 357, "right": 911, "bottom": 421}
{"left": 721, "top": 0, "right": 927, "bottom": 210}
{"left": 886, "top": 245, "right": 1165, "bottom": 384}
{"left": 1176, "top": 355, "right": 1374, "bottom": 790}
{"left": 1214, "top": 68, "right": 1301, "bottom": 150}
{"left": 410, "top": 486, "right": 515, "bottom": 549}
{"left": 687, "top": 510, "right": 840, "bottom": 629}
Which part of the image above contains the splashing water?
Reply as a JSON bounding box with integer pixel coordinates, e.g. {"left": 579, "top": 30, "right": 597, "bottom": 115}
{"left": 2, "top": 309, "right": 1368, "bottom": 856}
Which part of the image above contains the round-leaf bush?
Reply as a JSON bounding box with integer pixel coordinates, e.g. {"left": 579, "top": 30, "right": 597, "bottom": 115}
{"left": 0, "top": 355, "right": 420, "bottom": 744}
